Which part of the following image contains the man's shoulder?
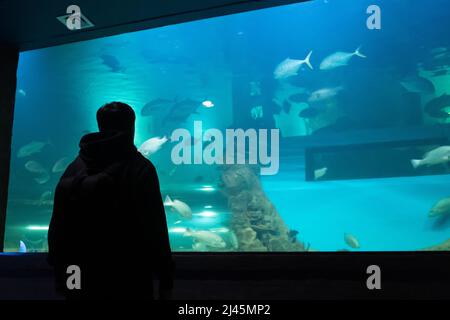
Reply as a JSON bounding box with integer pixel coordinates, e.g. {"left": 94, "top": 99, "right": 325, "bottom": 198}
{"left": 130, "top": 151, "right": 157, "bottom": 175}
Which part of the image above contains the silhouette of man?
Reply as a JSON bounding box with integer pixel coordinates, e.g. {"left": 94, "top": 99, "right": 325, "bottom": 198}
{"left": 48, "top": 102, "right": 173, "bottom": 299}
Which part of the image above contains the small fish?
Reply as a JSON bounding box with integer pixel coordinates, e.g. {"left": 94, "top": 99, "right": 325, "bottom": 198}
{"left": 40, "top": 191, "right": 53, "bottom": 202}
{"left": 25, "top": 160, "right": 46, "bottom": 173}
{"left": 168, "top": 166, "right": 178, "bottom": 177}
{"left": 320, "top": 47, "right": 366, "bottom": 70}
{"left": 100, "top": 54, "right": 124, "bottom": 73}
{"left": 229, "top": 231, "right": 239, "bottom": 249}
{"left": 202, "top": 100, "right": 215, "bottom": 108}
{"left": 429, "top": 197, "right": 450, "bottom": 218}
{"left": 34, "top": 172, "right": 50, "bottom": 185}
{"left": 274, "top": 51, "right": 313, "bottom": 79}
{"left": 17, "top": 89, "right": 26, "bottom": 97}
{"left": 250, "top": 105, "right": 264, "bottom": 119}
{"left": 344, "top": 233, "right": 360, "bottom": 249}
{"left": 19, "top": 241, "right": 27, "bottom": 253}
{"left": 138, "top": 136, "right": 168, "bottom": 157}
{"left": 52, "top": 157, "right": 70, "bottom": 173}
{"left": 430, "top": 47, "right": 448, "bottom": 55}
{"left": 314, "top": 167, "right": 328, "bottom": 180}
{"left": 17, "top": 141, "right": 48, "bottom": 158}
{"left": 308, "top": 86, "right": 343, "bottom": 103}
{"left": 425, "top": 94, "right": 450, "bottom": 118}
{"left": 184, "top": 228, "right": 226, "bottom": 248}
{"left": 141, "top": 99, "right": 172, "bottom": 116}
{"left": 174, "top": 220, "right": 182, "bottom": 225}
{"left": 411, "top": 146, "right": 450, "bottom": 168}
{"left": 400, "top": 76, "right": 435, "bottom": 94}
{"left": 164, "top": 195, "right": 192, "bottom": 219}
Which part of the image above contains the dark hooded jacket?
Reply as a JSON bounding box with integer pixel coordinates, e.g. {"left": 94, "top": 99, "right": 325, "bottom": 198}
{"left": 48, "top": 131, "right": 173, "bottom": 299}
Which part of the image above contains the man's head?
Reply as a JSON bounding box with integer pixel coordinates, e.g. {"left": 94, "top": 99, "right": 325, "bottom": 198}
{"left": 96, "top": 102, "right": 135, "bottom": 140}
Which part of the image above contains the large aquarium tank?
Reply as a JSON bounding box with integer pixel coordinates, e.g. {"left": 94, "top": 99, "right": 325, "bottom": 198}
{"left": 4, "top": 0, "right": 450, "bottom": 253}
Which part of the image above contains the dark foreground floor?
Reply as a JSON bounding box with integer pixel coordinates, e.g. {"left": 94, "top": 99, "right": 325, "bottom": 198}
{"left": 0, "top": 253, "right": 449, "bottom": 300}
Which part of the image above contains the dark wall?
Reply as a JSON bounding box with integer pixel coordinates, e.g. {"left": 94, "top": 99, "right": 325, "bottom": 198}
{"left": 0, "top": 46, "right": 19, "bottom": 251}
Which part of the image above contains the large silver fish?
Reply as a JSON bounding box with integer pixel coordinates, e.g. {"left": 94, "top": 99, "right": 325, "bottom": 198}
{"left": 344, "top": 233, "right": 360, "bottom": 249}
{"left": 400, "top": 76, "right": 435, "bottom": 94}
{"left": 274, "top": 51, "right": 313, "bottom": 79}
{"left": 25, "top": 160, "right": 46, "bottom": 174}
{"left": 52, "top": 157, "right": 71, "bottom": 173}
{"left": 184, "top": 228, "right": 226, "bottom": 248}
{"left": 17, "top": 141, "right": 48, "bottom": 158}
{"left": 411, "top": 146, "right": 450, "bottom": 168}
{"left": 429, "top": 197, "right": 450, "bottom": 218}
{"left": 320, "top": 47, "right": 366, "bottom": 70}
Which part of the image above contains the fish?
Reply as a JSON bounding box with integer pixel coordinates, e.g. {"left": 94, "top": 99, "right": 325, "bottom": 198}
{"left": 25, "top": 160, "right": 46, "bottom": 173}
{"left": 299, "top": 107, "right": 322, "bottom": 118}
{"left": 314, "top": 167, "right": 328, "bottom": 180}
{"left": 100, "top": 54, "right": 124, "bottom": 73}
{"left": 344, "top": 233, "right": 360, "bottom": 249}
{"left": 250, "top": 105, "right": 264, "bottom": 119}
{"left": 17, "top": 89, "right": 26, "bottom": 97}
{"left": 289, "top": 92, "right": 310, "bottom": 103}
{"left": 174, "top": 220, "right": 182, "bottom": 225}
{"left": 229, "top": 231, "right": 239, "bottom": 249}
{"left": 52, "top": 157, "right": 70, "bottom": 173}
{"left": 17, "top": 141, "right": 48, "bottom": 158}
{"left": 163, "top": 99, "right": 201, "bottom": 124}
{"left": 202, "top": 100, "right": 215, "bottom": 108}
{"left": 138, "top": 136, "right": 168, "bottom": 157}
{"left": 430, "top": 47, "right": 447, "bottom": 55}
{"left": 429, "top": 197, "right": 450, "bottom": 218}
{"left": 274, "top": 51, "right": 313, "bottom": 79}
{"left": 34, "top": 172, "right": 50, "bottom": 185}
{"left": 184, "top": 228, "right": 226, "bottom": 248}
{"left": 19, "top": 241, "right": 27, "bottom": 253}
{"left": 319, "top": 46, "right": 366, "bottom": 70}
{"left": 168, "top": 166, "right": 178, "bottom": 177}
{"left": 40, "top": 191, "right": 53, "bottom": 201}
{"left": 411, "top": 146, "right": 450, "bottom": 168}
{"left": 141, "top": 99, "right": 172, "bottom": 116}
{"left": 308, "top": 86, "right": 343, "bottom": 103}
{"left": 424, "top": 94, "right": 450, "bottom": 118}
{"left": 164, "top": 195, "right": 192, "bottom": 219}
{"left": 400, "top": 76, "right": 435, "bottom": 94}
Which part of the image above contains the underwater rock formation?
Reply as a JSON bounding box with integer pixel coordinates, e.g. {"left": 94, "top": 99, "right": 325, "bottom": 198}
{"left": 220, "top": 164, "right": 307, "bottom": 252}
{"left": 423, "top": 238, "right": 450, "bottom": 251}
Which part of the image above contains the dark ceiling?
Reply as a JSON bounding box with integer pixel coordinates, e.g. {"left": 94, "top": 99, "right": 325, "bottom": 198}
{"left": 0, "top": 0, "right": 309, "bottom": 51}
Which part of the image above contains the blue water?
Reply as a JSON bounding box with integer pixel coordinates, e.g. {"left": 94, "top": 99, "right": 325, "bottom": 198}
{"left": 4, "top": 0, "right": 450, "bottom": 252}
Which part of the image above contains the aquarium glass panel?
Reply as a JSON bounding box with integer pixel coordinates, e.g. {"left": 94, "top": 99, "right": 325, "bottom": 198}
{"left": 5, "top": 0, "right": 450, "bottom": 252}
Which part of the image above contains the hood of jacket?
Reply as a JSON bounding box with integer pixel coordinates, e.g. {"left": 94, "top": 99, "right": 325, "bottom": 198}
{"left": 79, "top": 131, "right": 137, "bottom": 173}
